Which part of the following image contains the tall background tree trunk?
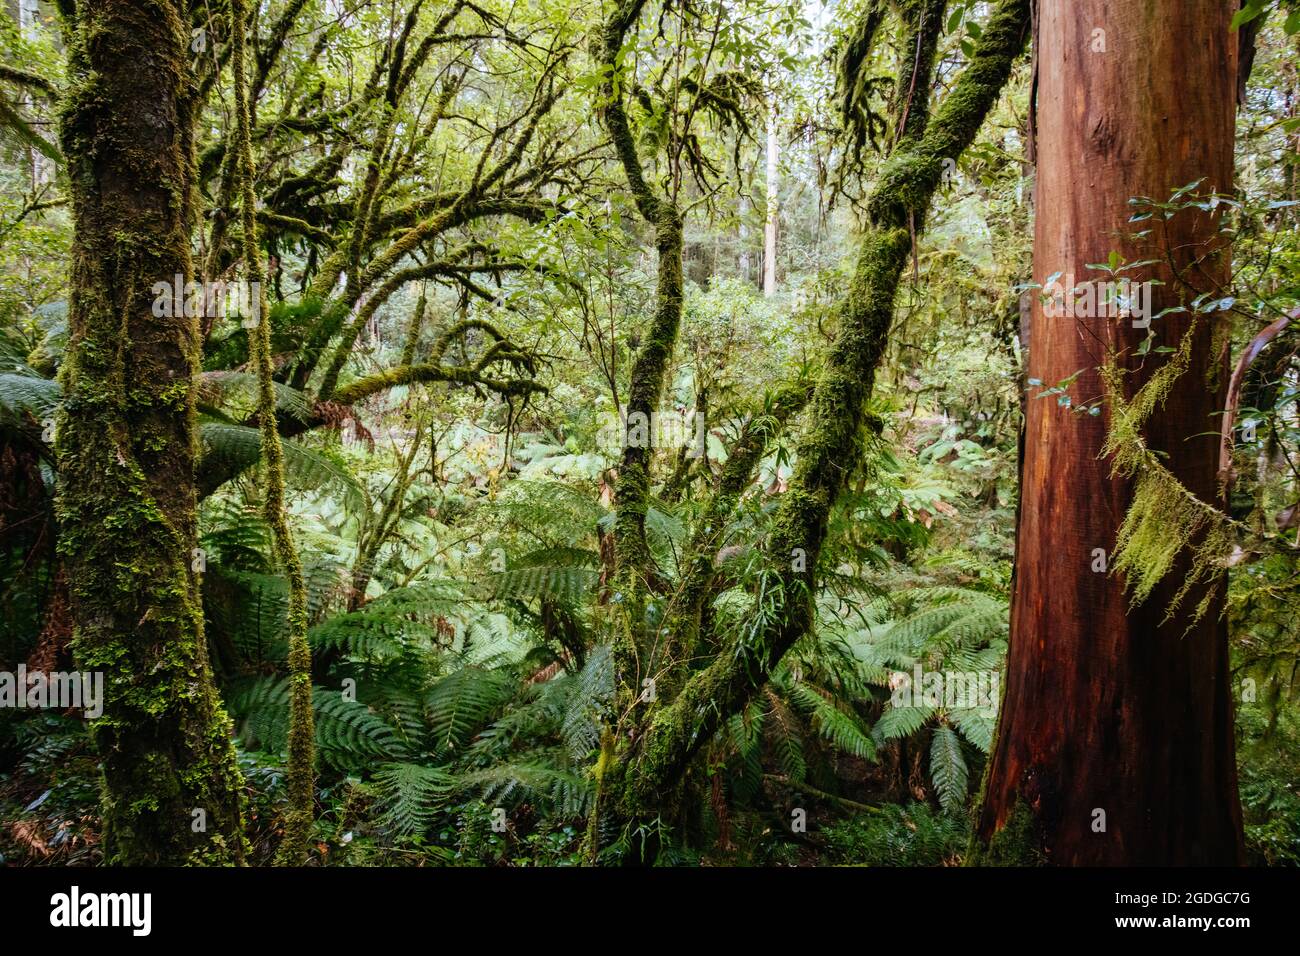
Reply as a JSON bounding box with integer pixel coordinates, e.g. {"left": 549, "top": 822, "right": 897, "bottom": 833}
{"left": 764, "top": 110, "right": 778, "bottom": 296}
{"left": 975, "top": 0, "right": 1244, "bottom": 865}
{"left": 56, "top": 0, "right": 246, "bottom": 865}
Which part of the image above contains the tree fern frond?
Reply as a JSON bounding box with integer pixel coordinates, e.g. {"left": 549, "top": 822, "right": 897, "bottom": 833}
{"left": 511, "top": 545, "right": 600, "bottom": 569}
{"left": 309, "top": 581, "right": 465, "bottom": 661}
{"left": 457, "top": 755, "right": 593, "bottom": 818}
{"left": 872, "top": 704, "right": 937, "bottom": 742}
{"left": 487, "top": 565, "right": 598, "bottom": 604}
{"left": 949, "top": 707, "right": 996, "bottom": 753}
{"left": 228, "top": 677, "right": 400, "bottom": 770}
{"left": 495, "top": 481, "right": 604, "bottom": 546}
{"left": 561, "top": 644, "right": 613, "bottom": 760}
{"left": 0, "top": 370, "right": 60, "bottom": 419}
{"left": 373, "top": 761, "right": 455, "bottom": 836}
{"left": 929, "top": 724, "right": 969, "bottom": 813}
{"left": 197, "top": 370, "right": 315, "bottom": 422}
{"left": 727, "top": 700, "right": 766, "bottom": 802}
{"left": 426, "top": 665, "right": 518, "bottom": 757}
{"left": 788, "top": 681, "right": 877, "bottom": 760}
{"left": 766, "top": 690, "right": 807, "bottom": 783}
{"left": 199, "top": 422, "right": 365, "bottom": 508}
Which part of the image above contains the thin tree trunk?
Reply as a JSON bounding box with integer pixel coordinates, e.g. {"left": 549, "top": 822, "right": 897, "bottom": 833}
{"left": 229, "top": 0, "right": 316, "bottom": 866}
{"left": 599, "top": 0, "right": 685, "bottom": 702}
{"left": 56, "top": 0, "right": 246, "bottom": 864}
{"left": 764, "top": 111, "right": 778, "bottom": 296}
{"left": 974, "top": 0, "right": 1244, "bottom": 865}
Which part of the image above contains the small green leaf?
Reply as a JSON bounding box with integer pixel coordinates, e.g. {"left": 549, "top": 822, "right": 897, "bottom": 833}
{"left": 1231, "top": 2, "right": 1267, "bottom": 31}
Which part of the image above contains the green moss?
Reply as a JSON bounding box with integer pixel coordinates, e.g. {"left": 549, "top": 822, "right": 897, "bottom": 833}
{"left": 230, "top": 0, "right": 316, "bottom": 866}
{"left": 966, "top": 801, "right": 1047, "bottom": 866}
{"left": 53, "top": 0, "right": 251, "bottom": 866}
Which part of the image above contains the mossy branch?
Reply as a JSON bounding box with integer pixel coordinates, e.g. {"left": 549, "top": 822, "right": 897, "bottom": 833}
{"left": 657, "top": 380, "right": 815, "bottom": 690}
{"left": 231, "top": 0, "right": 315, "bottom": 866}
{"left": 606, "top": 0, "right": 1030, "bottom": 822}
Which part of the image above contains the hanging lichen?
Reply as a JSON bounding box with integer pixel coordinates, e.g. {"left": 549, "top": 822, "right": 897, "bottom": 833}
{"left": 1100, "top": 322, "right": 1239, "bottom": 623}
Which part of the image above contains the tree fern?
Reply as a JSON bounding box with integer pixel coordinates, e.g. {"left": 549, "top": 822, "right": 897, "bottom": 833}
{"left": 851, "top": 584, "right": 1007, "bottom": 810}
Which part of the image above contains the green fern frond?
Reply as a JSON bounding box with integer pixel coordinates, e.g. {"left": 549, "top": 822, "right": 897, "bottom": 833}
{"left": 373, "top": 761, "right": 455, "bottom": 836}
{"left": 511, "top": 545, "right": 600, "bottom": 569}
{"left": 560, "top": 644, "right": 614, "bottom": 760}
{"left": 872, "top": 703, "right": 936, "bottom": 742}
{"left": 456, "top": 755, "right": 593, "bottom": 818}
{"left": 487, "top": 565, "right": 598, "bottom": 604}
{"left": 228, "top": 677, "right": 400, "bottom": 770}
{"left": 426, "top": 665, "right": 518, "bottom": 756}
{"left": 949, "top": 707, "right": 995, "bottom": 753}
{"left": 726, "top": 699, "right": 766, "bottom": 802}
{"left": 309, "top": 581, "right": 465, "bottom": 662}
{"left": 197, "top": 370, "right": 315, "bottom": 422}
{"left": 205, "top": 568, "right": 289, "bottom": 660}
{"left": 199, "top": 422, "right": 365, "bottom": 509}
{"left": 495, "top": 481, "right": 604, "bottom": 546}
{"left": 200, "top": 499, "right": 275, "bottom": 567}
{"left": 788, "top": 681, "right": 876, "bottom": 760}
{"left": 0, "top": 370, "right": 60, "bottom": 420}
{"left": 929, "top": 724, "right": 969, "bottom": 813}
{"left": 765, "top": 690, "right": 807, "bottom": 783}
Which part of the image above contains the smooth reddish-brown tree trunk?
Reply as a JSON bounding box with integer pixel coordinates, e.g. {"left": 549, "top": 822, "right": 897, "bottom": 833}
{"left": 975, "top": 0, "right": 1244, "bottom": 865}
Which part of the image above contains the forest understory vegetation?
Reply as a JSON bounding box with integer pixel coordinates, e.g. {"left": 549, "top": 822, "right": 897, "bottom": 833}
{"left": 0, "top": 0, "right": 1297, "bottom": 867}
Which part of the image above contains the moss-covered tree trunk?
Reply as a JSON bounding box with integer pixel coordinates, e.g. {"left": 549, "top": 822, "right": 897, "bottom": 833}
{"left": 598, "top": 0, "right": 686, "bottom": 709}
{"left": 973, "top": 0, "right": 1244, "bottom": 865}
{"left": 56, "top": 0, "right": 246, "bottom": 865}
{"left": 229, "top": 0, "right": 316, "bottom": 867}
